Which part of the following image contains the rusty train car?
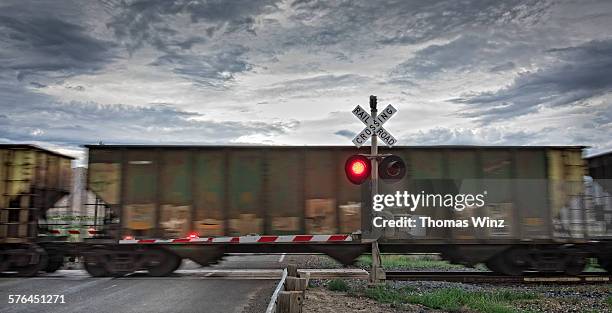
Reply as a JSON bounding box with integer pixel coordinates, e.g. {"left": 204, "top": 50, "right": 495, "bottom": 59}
{"left": 0, "top": 144, "right": 73, "bottom": 276}
{"left": 586, "top": 151, "right": 612, "bottom": 272}
{"left": 83, "top": 145, "right": 612, "bottom": 276}
{"left": 2, "top": 144, "right": 612, "bottom": 277}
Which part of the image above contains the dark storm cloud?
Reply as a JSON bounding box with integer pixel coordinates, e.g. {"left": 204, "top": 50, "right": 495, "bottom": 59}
{"left": 151, "top": 45, "right": 251, "bottom": 87}
{"left": 0, "top": 6, "right": 118, "bottom": 81}
{"left": 287, "top": 0, "right": 551, "bottom": 49}
{"left": 106, "top": 0, "right": 279, "bottom": 86}
{"left": 107, "top": 0, "right": 280, "bottom": 52}
{"left": 454, "top": 39, "right": 612, "bottom": 123}
{"left": 391, "top": 34, "right": 531, "bottom": 79}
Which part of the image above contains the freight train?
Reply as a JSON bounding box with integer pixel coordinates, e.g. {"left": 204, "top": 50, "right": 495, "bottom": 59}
{"left": 1, "top": 144, "right": 611, "bottom": 277}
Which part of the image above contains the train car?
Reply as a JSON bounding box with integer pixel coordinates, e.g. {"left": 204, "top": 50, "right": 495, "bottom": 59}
{"left": 83, "top": 145, "right": 610, "bottom": 276}
{"left": 84, "top": 145, "right": 366, "bottom": 276}
{"left": 374, "top": 146, "right": 601, "bottom": 275}
{"left": 0, "top": 144, "right": 73, "bottom": 276}
{"left": 585, "top": 151, "right": 612, "bottom": 272}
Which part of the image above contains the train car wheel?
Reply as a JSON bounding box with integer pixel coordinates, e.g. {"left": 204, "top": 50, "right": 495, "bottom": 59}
{"left": 44, "top": 259, "right": 64, "bottom": 273}
{"left": 105, "top": 250, "right": 139, "bottom": 277}
{"left": 485, "top": 259, "right": 502, "bottom": 273}
{"left": 84, "top": 261, "right": 109, "bottom": 277}
{"left": 597, "top": 256, "right": 612, "bottom": 273}
{"left": 0, "top": 252, "right": 8, "bottom": 272}
{"left": 170, "top": 255, "right": 183, "bottom": 272}
{"left": 487, "top": 249, "right": 526, "bottom": 276}
{"left": 83, "top": 249, "right": 110, "bottom": 277}
{"left": 146, "top": 249, "right": 181, "bottom": 277}
{"left": 16, "top": 246, "right": 47, "bottom": 277}
{"left": 44, "top": 254, "right": 64, "bottom": 273}
{"left": 563, "top": 256, "right": 586, "bottom": 276}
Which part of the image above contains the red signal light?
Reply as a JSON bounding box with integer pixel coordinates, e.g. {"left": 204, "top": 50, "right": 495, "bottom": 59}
{"left": 345, "top": 154, "right": 371, "bottom": 185}
{"left": 351, "top": 160, "right": 366, "bottom": 175}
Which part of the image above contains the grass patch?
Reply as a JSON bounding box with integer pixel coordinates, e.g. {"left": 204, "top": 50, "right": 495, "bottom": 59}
{"left": 357, "top": 255, "right": 470, "bottom": 270}
{"left": 606, "top": 295, "right": 612, "bottom": 307}
{"left": 326, "top": 279, "right": 350, "bottom": 292}
{"left": 365, "top": 285, "right": 416, "bottom": 304}
{"left": 364, "top": 285, "right": 538, "bottom": 313}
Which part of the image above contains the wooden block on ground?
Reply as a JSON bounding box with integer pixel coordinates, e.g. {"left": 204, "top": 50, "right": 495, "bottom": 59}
{"left": 298, "top": 272, "right": 310, "bottom": 286}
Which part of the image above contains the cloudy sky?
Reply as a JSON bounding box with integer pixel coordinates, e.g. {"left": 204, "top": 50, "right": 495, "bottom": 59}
{"left": 1, "top": 0, "right": 611, "bottom": 162}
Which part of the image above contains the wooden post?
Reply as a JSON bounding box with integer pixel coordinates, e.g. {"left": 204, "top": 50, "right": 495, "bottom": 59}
{"left": 285, "top": 276, "right": 308, "bottom": 299}
{"left": 287, "top": 263, "right": 298, "bottom": 277}
{"left": 276, "top": 291, "right": 303, "bottom": 313}
{"left": 285, "top": 277, "right": 308, "bottom": 291}
{"left": 369, "top": 241, "right": 386, "bottom": 285}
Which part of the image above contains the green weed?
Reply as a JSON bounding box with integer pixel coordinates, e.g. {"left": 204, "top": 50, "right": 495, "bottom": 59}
{"left": 364, "top": 285, "right": 538, "bottom": 313}
{"left": 326, "top": 279, "right": 350, "bottom": 292}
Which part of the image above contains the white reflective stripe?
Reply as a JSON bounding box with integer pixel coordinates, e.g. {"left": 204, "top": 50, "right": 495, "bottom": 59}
{"left": 212, "top": 237, "right": 234, "bottom": 243}
{"left": 239, "top": 236, "right": 260, "bottom": 243}
{"left": 190, "top": 237, "right": 212, "bottom": 242}
{"left": 276, "top": 235, "right": 295, "bottom": 242}
{"left": 155, "top": 239, "right": 174, "bottom": 243}
{"left": 119, "top": 240, "right": 139, "bottom": 244}
{"left": 311, "top": 235, "right": 330, "bottom": 241}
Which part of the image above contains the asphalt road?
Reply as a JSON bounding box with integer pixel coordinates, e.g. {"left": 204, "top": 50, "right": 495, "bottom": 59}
{"left": 0, "top": 255, "right": 285, "bottom": 313}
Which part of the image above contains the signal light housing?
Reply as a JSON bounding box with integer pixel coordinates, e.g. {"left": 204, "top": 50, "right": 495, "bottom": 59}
{"left": 345, "top": 154, "right": 371, "bottom": 185}
{"left": 378, "top": 154, "right": 407, "bottom": 181}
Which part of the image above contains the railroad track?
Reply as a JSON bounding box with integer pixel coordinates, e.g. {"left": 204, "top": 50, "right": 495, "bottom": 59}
{"left": 385, "top": 271, "right": 612, "bottom": 284}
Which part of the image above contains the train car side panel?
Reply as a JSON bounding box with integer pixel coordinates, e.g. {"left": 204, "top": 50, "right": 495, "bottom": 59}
{"left": 159, "top": 150, "right": 192, "bottom": 238}
{"left": 193, "top": 150, "right": 226, "bottom": 236}
{"left": 268, "top": 150, "right": 303, "bottom": 234}
{"left": 228, "top": 149, "right": 264, "bottom": 235}
{"left": 124, "top": 149, "right": 158, "bottom": 237}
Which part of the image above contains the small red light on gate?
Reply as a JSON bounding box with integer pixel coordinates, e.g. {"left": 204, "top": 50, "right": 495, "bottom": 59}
{"left": 188, "top": 232, "right": 199, "bottom": 239}
{"left": 124, "top": 235, "right": 134, "bottom": 240}
{"left": 345, "top": 154, "right": 371, "bottom": 185}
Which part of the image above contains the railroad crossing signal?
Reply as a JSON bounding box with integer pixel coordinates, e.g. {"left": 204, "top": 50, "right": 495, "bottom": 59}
{"left": 345, "top": 96, "right": 405, "bottom": 185}
{"left": 351, "top": 104, "right": 397, "bottom": 147}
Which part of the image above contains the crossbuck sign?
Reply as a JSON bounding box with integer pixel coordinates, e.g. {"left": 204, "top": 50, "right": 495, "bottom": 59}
{"left": 351, "top": 104, "right": 397, "bottom": 147}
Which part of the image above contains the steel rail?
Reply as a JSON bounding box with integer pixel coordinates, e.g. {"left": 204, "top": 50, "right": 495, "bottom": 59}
{"left": 385, "top": 271, "right": 612, "bottom": 284}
